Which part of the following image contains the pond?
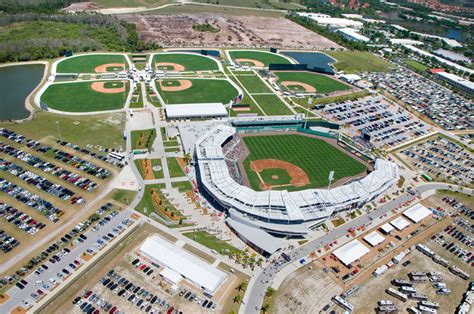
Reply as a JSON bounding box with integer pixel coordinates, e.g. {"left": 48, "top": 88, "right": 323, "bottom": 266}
{"left": 281, "top": 51, "right": 336, "bottom": 74}
{"left": 0, "top": 63, "right": 45, "bottom": 121}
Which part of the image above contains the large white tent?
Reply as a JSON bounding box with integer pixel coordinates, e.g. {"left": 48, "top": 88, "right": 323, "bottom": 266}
{"left": 140, "top": 236, "right": 227, "bottom": 295}
{"left": 333, "top": 239, "right": 370, "bottom": 266}
{"left": 380, "top": 223, "right": 394, "bottom": 234}
{"left": 165, "top": 103, "right": 227, "bottom": 119}
{"left": 390, "top": 216, "right": 411, "bottom": 231}
{"left": 403, "top": 204, "right": 432, "bottom": 223}
{"left": 363, "top": 231, "right": 385, "bottom": 247}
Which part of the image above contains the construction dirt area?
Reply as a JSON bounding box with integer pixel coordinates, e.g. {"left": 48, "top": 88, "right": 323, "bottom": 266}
{"left": 118, "top": 14, "right": 342, "bottom": 49}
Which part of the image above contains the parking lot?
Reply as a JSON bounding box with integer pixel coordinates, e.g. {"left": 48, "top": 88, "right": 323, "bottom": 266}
{"left": 396, "top": 135, "right": 473, "bottom": 187}
{"left": 315, "top": 96, "right": 433, "bottom": 149}
{"left": 362, "top": 67, "right": 472, "bottom": 131}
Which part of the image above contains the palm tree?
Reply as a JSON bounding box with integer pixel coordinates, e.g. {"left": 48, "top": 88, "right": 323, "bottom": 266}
{"left": 233, "top": 294, "right": 242, "bottom": 304}
{"left": 236, "top": 281, "right": 247, "bottom": 292}
{"left": 265, "top": 287, "right": 275, "bottom": 298}
{"left": 261, "top": 303, "right": 270, "bottom": 313}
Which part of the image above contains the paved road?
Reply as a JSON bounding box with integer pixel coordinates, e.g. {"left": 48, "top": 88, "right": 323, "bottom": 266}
{"left": 242, "top": 183, "right": 474, "bottom": 313}
{"left": 0, "top": 208, "right": 135, "bottom": 312}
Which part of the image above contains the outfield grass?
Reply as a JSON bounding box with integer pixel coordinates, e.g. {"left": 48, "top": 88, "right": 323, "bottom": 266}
{"left": 242, "top": 134, "right": 367, "bottom": 191}
{"left": 167, "top": 157, "right": 185, "bottom": 178}
{"left": 56, "top": 54, "right": 128, "bottom": 73}
{"left": 274, "top": 71, "right": 349, "bottom": 94}
{"left": 404, "top": 59, "right": 429, "bottom": 72}
{"left": 156, "top": 79, "right": 238, "bottom": 104}
{"left": 229, "top": 50, "right": 292, "bottom": 67}
{"left": 252, "top": 94, "right": 293, "bottom": 116}
{"left": 110, "top": 189, "right": 136, "bottom": 206}
{"left": 234, "top": 74, "right": 272, "bottom": 94}
{"left": 325, "top": 51, "right": 393, "bottom": 73}
{"left": 5, "top": 112, "right": 125, "bottom": 150}
{"left": 41, "top": 81, "right": 129, "bottom": 112}
{"left": 152, "top": 53, "right": 219, "bottom": 72}
{"left": 131, "top": 128, "right": 156, "bottom": 151}
{"left": 183, "top": 231, "right": 243, "bottom": 255}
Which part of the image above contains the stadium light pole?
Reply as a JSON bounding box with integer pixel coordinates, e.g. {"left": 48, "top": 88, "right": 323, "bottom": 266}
{"left": 56, "top": 121, "right": 62, "bottom": 141}
{"left": 327, "top": 170, "right": 334, "bottom": 191}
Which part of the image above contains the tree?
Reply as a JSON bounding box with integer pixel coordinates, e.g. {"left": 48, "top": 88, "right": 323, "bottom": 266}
{"left": 236, "top": 281, "right": 247, "bottom": 292}
{"left": 233, "top": 294, "right": 242, "bottom": 303}
{"left": 261, "top": 303, "right": 270, "bottom": 313}
{"left": 265, "top": 287, "right": 275, "bottom": 298}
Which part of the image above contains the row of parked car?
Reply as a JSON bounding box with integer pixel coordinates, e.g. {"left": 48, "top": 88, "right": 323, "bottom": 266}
{"left": 0, "top": 143, "right": 98, "bottom": 193}
{"left": 0, "top": 202, "right": 46, "bottom": 235}
{"left": 56, "top": 140, "right": 125, "bottom": 169}
{"left": 0, "top": 229, "right": 19, "bottom": 253}
{"left": 51, "top": 148, "right": 111, "bottom": 179}
{"left": 0, "top": 178, "right": 60, "bottom": 222}
{"left": 433, "top": 226, "right": 474, "bottom": 265}
{"left": 74, "top": 290, "right": 120, "bottom": 314}
{"left": 0, "top": 158, "right": 77, "bottom": 201}
{"left": 443, "top": 197, "right": 474, "bottom": 220}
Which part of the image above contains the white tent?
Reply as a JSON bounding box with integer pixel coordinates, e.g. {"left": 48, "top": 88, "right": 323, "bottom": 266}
{"left": 140, "top": 236, "right": 227, "bottom": 295}
{"left": 333, "top": 239, "right": 370, "bottom": 266}
{"left": 403, "top": 204, "right": 432, "bottom": 223}
{"left": 363, "top": 231, "right": 385, "bottom": 246}
{"left": 380, "top": 223, "right": 394, "bottom": 234}
{"left": 165, "top": 103, "right": 227, "bottom": 119}
{"left": 390, "top": 216, "right": 411, "bottom": 231}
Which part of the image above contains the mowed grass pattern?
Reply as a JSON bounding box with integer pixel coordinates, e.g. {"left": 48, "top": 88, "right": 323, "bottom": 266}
{"left": 234, "top": 74, "right": 272, "bottom": 94}
{"left": 229, "top": 50, "right": 291, "bottom": 67}
{"left": 56, "top": 54, "right": 128, "bottom": 73}
{"left": 274, "top": 71, "right": 349, "bottom": 94}
{"left": 243, "top": 134, "right": 367, "bottom": 191}
{"left": 156, "top": 79, "right": 238, "bottom": 104}
{"left": 152, "top": 53, "right": 219, "bottom": 71}
{"left": 251, "top": 94, "right": 293, "bottom": 116}
{"left": 325, "top": 51, "right": 393, "bottom": 73}
{"left": 41, "top": 81, "right": 129, "bottom": 112}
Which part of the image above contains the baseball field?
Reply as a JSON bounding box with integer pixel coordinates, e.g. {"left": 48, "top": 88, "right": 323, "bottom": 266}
{"left": 56, "top": 54, "right": 128, "bottom": 73}
{"left": 251, "top": 94, "right": 293, "bottom": 116}
{"left": 241, "top": 133, "right": 367, "bottom": 191}
{"left": 40, "top": 80, "right": 129, "bottom": 112}
{"left": 234, "top": 74, "right": 272, "bottom": 94}
{"left": 152, "top": 52, "right": 220, "bottom": 72}
{"left": 229, "top": 50, "right": 292, "bottom": 67}
{"left": 274, "top": 71, "right": 350, "bottom": 94}
{"left": 156, "top": 78, "right": 239, "bottom": 104}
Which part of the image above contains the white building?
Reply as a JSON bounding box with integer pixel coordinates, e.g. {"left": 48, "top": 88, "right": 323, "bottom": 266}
{"left": 165, "top": 103, "right": 228, "bottom": 120}
{"left": 333, "top": 239, "right": 370, "bottom": 266}
{"left": 337, "top": 28, "right": 370, "bottom": 43}
{"left": 435, "top": 72, "right": 474, "bottom": 95}
{"left": 390, "top": 38, "right": 424, "bottom": 46}
{"left": 297, "top": 12, "right": 363, "bottom": 29}
{"left": 140, "top": 236, "right": 227, "bottom": 295}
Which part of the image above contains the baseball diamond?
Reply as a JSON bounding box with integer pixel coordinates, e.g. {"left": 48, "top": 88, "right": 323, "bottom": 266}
{"left": 274, "top": 71, "right": 350, "bottom": 94}
{"left": 152, "top": 53, "right": 220, "bottom": 72}
{"left": 56, "top": 54, "right": 128, "bottom": 73}
{"left": 229, "top": 50, "right": 293, "bottom": 67}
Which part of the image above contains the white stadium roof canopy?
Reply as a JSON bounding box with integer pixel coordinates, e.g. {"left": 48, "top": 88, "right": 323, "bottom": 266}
{"left": 390, "top": 216, "right": 411, "bottom": 231}
{"left": 333, "top": 239, "right": 370, "bottom": 266}
{"left": 403, "top": 203, "right": 432, "bottom": 223}
{"left": 165, "top": 103, "right": 227, "bottom": 119}
{"left": 140, "top": 236, "right": 227, "bottom": 295}
{"left": 363, "top": 231, "right": 385, "bottom": 247}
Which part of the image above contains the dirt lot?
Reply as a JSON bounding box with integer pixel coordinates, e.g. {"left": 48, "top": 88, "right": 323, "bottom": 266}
{"left": 40, "top": 223, "right": 246, "bottom": 314}
{"left": 118, "top": 13, "right": 341, "bottom": 49}
{"left": 272, "top": 263, "right": 343, "bottom": 313}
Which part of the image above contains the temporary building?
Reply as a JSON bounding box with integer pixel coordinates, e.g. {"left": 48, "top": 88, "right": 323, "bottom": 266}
{"left": 363, "top": 231, "right": 385, "bottom": 247}
{"left": 333, "top": 239, "right": 370, "bottom": 266}
{"left": 403, "top": 204, "right": 432, "bottom": 223}
{"left": 390, "top": 216, "right": 411, "bottom": 231}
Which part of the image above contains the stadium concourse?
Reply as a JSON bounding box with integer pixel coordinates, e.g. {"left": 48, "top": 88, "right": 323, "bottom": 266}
{"left": 195, "top": 124, "right": 400, "bottom": 254}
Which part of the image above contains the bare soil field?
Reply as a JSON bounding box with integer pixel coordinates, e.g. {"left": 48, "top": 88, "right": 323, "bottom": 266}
{"left": 118, "top": 13, "right": 341, "bottom": 49}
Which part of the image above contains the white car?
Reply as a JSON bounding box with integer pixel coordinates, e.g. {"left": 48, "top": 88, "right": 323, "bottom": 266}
{"left": 49, "top": 278, "right": 57, "bottom": 285}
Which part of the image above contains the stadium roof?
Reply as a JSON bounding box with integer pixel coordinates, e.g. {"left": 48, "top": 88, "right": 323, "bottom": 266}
{"left": 363, "top": 231, "right": 385, "bottom": 246}
{"left": 403, "top": 203, "right": 432, "bottom": 223}
{"left": 165, "top": 103, "right": 227, "bottom": 118}
{"left": 390, "top": 216, "right": 411, "bottom": 231}
{"left": 140, "top": 236, "right": 227, "bottom": 294}
{"left": 226, "top": 218, "right": 285, "bottom": 255}
{"left": 380, "top": 223, "right": 394, "bottom": 234}
{"left": 333, "top": 239, "right": 370, "bottom": 266}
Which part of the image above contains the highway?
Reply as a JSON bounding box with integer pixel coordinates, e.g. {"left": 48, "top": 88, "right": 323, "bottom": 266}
{"left": 242, "top": 183, "right": 474, "bottom": 313}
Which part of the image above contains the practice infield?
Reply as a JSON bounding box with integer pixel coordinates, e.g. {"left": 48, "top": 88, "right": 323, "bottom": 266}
{"left": 156, "top": 78, "right": 239, "bottom": 104}
{"left": 241, "top": 133, "right": 367, "bottom": 191}
{"left": 40, "top": 80, "right": 129, "bottom": 112}
{"left": 56, "top": 54, "right": 128, "bottom": 73}
{"left": 152, "top": 52, "right": 220, "bottom": 72}
{"left": 229, "top": 50, "right": 292, "bottom": 67}
{"left": 274, "top": 71, "right": 350, "bottom": 94}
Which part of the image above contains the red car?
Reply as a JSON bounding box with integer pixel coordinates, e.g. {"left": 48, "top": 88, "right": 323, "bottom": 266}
{"left": 109, "top": 307, "right": 117, "bottom": 314}
{"left": 139, "top": 264, "right": 147, "bottom": 270}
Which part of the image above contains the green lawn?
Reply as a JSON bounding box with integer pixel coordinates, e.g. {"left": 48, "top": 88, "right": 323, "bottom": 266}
{"left": 229, "top": 50, "right": 292, "bottom": 67}
{"left": 5, "top": 112, "right": 125, "bottom": 150}
{"left": 183, "top": 231, "right": 243, "bottom": 255}
{"left": 152, "top": 53, "right": 219, "bottom": 72}
{"left": 171, "top": 181, "right": 193, "bottom": 193}
{"left": 135, "top": 184, "right": 184, "bottom": 223}
{"left": 274, "top": 71, "right": 350, "bottom": 94}
{"left": 156, "top": 79, "right": 239, "bottom": 105}
{"left": 325, "top": 51, "right": 393, "bottom": 73}
{"left": 152, "top": 159, "right": 164, "bottom": 179}
{"left": 56, "top": 54, "right": 128, "bottom": 73}
{"left": 404, "top": 59, "right": 429, "bottom": 72}
{"left": 167, "top": 157, "right": 185, "bottom": 178}
{"left": 252, "top": 94, "right": 293, "bottom": 116}
{"left": 163, "top": 140, "right": 179, "bottom": 147}
{"left": 234, "top": 74, "right": 272, "bottom": 94}
{"left": 110, "top": 189, "right": 136, "bottom": 206}
{"left": 131, "top": 128, "right": 156, "bottom": 151}
{"left": 242, "top": 134, "right": 367, "bottom": 191}
{"left": 41, "top": 81, "right": 129, "bottom": 112}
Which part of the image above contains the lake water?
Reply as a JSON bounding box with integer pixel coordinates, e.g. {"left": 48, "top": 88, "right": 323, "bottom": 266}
{"left": 444, "top": 29, "right": 463, "bottom": 42}
{"left": 0, "top": 63, "right": 45, "bottom": 121}
{"left": 281, "top": 51, "right": 336, "bottom": 74}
